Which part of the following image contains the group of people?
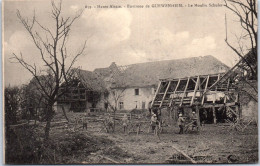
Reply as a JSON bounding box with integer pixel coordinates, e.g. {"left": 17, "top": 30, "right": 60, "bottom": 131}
{"left": 81, "top": 108, "right": 198, "bottom": 135}
{"left": 177, "top": 111, "right": 198, "bottom": 134}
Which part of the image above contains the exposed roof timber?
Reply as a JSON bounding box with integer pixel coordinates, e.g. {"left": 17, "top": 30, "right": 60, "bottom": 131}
{"left": 152, "top": 50, "right": 255, "bottom": 109}
{"left": 169, "top": 78, "right": 181, "bottom": 107}
{"left": 201, "top": 75, "right": 210, "bottom": 105}
{"left": 180, "top": 77, "right": 190, "bottom": 106}
{"left": 206, "top": 55, "right": 250, "bottom": 91}
{"left": 159, "top": 73, "right": 224, "bottom": 82}
{"left": 151, "top": 81, "right": 162, "bottom": 107}
{"left": 190, "top": 76, "right": 200, "bottom": 106}
{"left": 160, "top": 81, "right": 171, "bottom": 107}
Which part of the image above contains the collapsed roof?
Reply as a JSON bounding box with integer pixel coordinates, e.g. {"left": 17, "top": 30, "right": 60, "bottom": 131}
{"left": 74, "top": 55, "right": 230, "bottom": 90}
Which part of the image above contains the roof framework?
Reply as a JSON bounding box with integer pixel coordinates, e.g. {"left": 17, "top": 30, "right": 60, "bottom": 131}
{"left": 151, "top": 73, "right": 238, "bottom": 109}
{"left": 151, "top": 50, "right": 257, "bottom": 126}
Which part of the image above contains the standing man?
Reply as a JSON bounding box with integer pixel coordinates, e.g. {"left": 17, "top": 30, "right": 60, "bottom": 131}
{"left": 177, "top": 113, "right": 185, "bottom": 134}
{"left": 122, "top": 114, "right": 129, "bottom": 134}
{"left": 151, "top": 114, "right": 158, "bottom": 135}
{"left": 191, "top": 111, "right": 198, "bottom": 131}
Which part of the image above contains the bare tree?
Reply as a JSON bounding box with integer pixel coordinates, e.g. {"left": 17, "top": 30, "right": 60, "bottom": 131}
{"left": 224, "top": 0, "right": 257, "bottom": 79}
{"left": 11, "top": 1, "right": 86, "bottom": 140}
{"left": 100, "top": 66, "right": 128, "bottom": 132}
{"left": 104, "top": 88, "right": 126, "bottom": 132}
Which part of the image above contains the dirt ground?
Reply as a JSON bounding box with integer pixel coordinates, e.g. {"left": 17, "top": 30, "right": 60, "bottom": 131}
{"left": 84, "top": 125, "right": 258, "bottom": 164}
{"left": 6, "top": 111, "right": 258, "bottom": 164}
{"left": 48, "top": 112, "right": 258, "bottom": 164}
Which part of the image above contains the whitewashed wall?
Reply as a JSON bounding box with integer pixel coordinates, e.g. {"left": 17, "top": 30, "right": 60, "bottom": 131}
{"left": 108, "top": 87, "right": 155, "bottom": 111}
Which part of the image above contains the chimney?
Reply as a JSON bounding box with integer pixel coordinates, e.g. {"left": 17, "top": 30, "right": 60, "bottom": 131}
{"left": 109, "top": 62, "right": 117, "bottom": 68}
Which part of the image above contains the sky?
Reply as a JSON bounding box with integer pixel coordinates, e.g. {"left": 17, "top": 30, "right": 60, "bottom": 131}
{"left": 3, "top": 0, "right": 248, "bottom": 86}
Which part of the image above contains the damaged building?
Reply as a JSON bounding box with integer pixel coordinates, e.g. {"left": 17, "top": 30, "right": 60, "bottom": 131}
{"left": 151, "top": 49, "right": 258, "bottom": 125}
{"left": 57, "top": 55, "right": 230, "bottom": 112}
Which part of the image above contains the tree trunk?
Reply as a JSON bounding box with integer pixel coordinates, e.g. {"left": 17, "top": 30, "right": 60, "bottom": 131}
{"left": 113, "top": 110, "right": 116, "bottom": 132}
{"left": 61, "top": 105, "right": 70, "bottom": 122}
{"left": 45, "top": 117, "right": 51, "bottom": 141}
{"left": 44, "top": 105, "right": 54, "bottom": 141}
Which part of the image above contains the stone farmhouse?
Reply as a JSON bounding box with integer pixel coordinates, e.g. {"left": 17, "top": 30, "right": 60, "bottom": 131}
{"left": 57, "top": 55, "right": 229, "bottom": 112}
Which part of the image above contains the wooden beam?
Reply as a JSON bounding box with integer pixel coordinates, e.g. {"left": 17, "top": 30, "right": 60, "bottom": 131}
{"left": 196, "top": 105, "right": 200, "bottom": 130}
{"left": 200, "top": 76, "right": 208, "bottom": 87}
{"left": 203, "top": 102, "right": 236, "bottom": 108}
{"left": 226, "top": 78, "right": 230, "bottom": 90}
{"left": 226, "top": 106, "right": 239, "bottom": 117}
{"left": 98, "top": 155, "right": 120, "bottom": 164}
{"left": 180, "top": 77, "right": 190, "bottom": 107}
{"left": 190, "top": 76, "right": 200, "bottom": 106}
{"left": 227, "top": 93, "right": 236, "bottom": 103}
{"left": 224, "top": 95, "right": 227, "bottom": 104}
{"left": 235, "top": 93, "right": 239, "bottom": 102}
{"left": 212, "top": 107, "right": 216, "bottom": 124}
{"left": 215, "top": 74, "right": 220, "bottom": 91}
{"left": 151, "top": 81, "right": 162, "bottom": 107}
{"left": 169, "top": 78, "right": 181, "bottom": 107}
{"left": 171, "top": 145, "right": 197, "bottom": 164}
{"left": 191, "top": 78, "right": 197, "bottom": 84}
{"left": 160, "top": 81, "right": 171, "bottom": 108}
{"left": 235, "top": 105, "right": 240, "bottom": 123}
{"left": 201, "top": 75, "right": 210, "bottom": 105}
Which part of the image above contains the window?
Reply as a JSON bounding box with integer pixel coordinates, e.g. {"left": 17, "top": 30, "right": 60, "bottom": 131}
{"left": 119, "top": 102, "right": 124, "bottom": 109}
{"left": 135, "top": 89, "right": 139, "bottom": 95}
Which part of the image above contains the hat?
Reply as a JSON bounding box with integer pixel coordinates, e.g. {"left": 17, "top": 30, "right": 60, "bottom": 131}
{"left": 179, "top": 113, "right": 183, "bottom": 116}
{"left": 192, "top": 111, "right": 195, "bottom": 114}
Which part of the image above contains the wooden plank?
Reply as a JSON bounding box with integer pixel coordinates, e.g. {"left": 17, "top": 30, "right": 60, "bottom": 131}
{"left": 190, "top": 76, "right": 200, "bottom": 106}
{"left": 180, "top": 77, "right": 190, "bottom": 106}
{"left": 201, "top": 75, "right": 210, "bottom": 105}
{"left": 169, "top": 78, "right": 181, "bottom": 107}
{"left": 160, "top": 81, "right": 172, "bottom": 108}
{"left": 98, "top": 155, "right": 120, "bottom": 164}
{"left": 171, "top": 145, "right": 197, "bottom": 164}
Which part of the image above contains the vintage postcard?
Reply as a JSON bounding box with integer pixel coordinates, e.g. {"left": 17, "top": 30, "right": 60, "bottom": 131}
{"left": 3, "top": 0, "right": 258, "bottom": 164}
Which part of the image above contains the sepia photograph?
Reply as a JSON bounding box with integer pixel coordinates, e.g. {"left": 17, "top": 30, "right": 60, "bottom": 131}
{"left": 3, "top": 0, "right": 258, "bottom": 164}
